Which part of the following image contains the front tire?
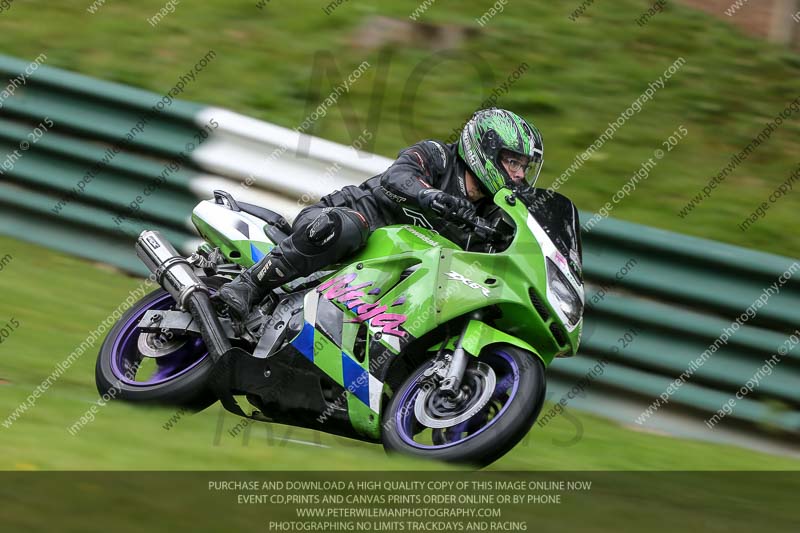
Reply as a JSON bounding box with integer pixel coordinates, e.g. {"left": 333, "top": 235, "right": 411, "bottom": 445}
{"left": 94, "top": 277, "right": 227, "bottom": 410}
{"left": 382, "top": 344, "right": 546, "bottom": 467}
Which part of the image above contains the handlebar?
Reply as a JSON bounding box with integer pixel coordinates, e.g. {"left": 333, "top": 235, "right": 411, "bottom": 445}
{"left": 429, "top": 197, "right": 449, "bottom": 215}
{"left": 429, "top": 198, "right": 503, "bottom": 242}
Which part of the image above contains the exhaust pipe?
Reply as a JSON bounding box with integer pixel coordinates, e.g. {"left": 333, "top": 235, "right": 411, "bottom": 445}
{"left": 135, "top": 231, "right": 232, "bottom": 360}
{"left": 136, "top": 230, "right": 208, "bottom": 311}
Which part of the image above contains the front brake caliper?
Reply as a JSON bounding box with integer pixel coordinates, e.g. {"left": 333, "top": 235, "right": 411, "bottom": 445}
{"left": 423, "top": 350, "right": 452, "bottom": 384}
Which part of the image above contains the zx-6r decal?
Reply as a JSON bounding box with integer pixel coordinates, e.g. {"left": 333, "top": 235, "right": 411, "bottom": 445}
{"left": 445, "top": 270, "right": 491, "bottom": 297}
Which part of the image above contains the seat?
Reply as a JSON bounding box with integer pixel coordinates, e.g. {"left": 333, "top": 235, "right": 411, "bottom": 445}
{"left": 212, "top": 190, "right": 293, "bottom": 245}
{"left": 238, "top": 201, "right": 293, "bottom": 235}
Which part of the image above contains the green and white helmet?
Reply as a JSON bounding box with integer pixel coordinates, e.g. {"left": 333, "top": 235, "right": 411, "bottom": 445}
{"left": 458, "top": 108, "right": 544, "bottom": 195}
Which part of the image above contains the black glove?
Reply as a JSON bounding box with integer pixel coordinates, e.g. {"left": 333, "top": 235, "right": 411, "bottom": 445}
{"left": 417, "top": 189, "right": 476, "bottom": 223}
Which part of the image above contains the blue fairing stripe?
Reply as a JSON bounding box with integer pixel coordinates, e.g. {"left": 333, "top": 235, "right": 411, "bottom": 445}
{"left": 292, "top": 322, "right": 316, "bottom": 362}
{"left": 250, "top": 243, "right": 265, "bottom": 262}
{"left": 342, "top": 352, "right": 370, "bottom": 406}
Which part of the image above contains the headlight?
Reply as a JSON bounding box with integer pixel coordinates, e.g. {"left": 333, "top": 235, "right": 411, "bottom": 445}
{"left": 546, "top": 258, "right": 583, "bottom": 326}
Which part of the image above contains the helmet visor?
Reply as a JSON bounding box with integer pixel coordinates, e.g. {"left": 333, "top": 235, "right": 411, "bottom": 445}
{"left": 499, "top": 150, "right": 544, "bottom": 190}
{"left": 522, "top": 156, "right": 544, "bottom": 188}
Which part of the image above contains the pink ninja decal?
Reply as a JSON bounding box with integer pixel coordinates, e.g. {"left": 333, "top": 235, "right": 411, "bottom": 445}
{"left": 317, "top": 274, "right": 408, "bottom": 337}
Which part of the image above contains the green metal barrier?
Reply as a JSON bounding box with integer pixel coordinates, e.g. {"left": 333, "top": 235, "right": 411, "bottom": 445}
{"left": 0, "top": 54, "right": 201, "bottom": 270}
{"left": 0, "top": 118, "right": 197, "bottom": 229}
{"left": 583, "top": 215, "right": 800, "bottom": 331}
{"left": 0, "top": 55, "right": 203, "bottom": 156}
{"left": 0, "top": 182, "right": 193, "bottom": 276}
{"left": 572, "top": 215, "right": 800, "bottom": 433}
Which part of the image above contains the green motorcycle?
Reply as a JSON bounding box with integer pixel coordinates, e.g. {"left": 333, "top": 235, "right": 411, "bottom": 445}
{"left": 95, "top": 187, "right": 583, "bottom": 466}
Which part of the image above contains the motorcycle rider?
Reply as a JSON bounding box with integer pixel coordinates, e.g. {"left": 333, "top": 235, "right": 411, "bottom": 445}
{"left": 218, "top": 108, "right": 544, "bottom": 322}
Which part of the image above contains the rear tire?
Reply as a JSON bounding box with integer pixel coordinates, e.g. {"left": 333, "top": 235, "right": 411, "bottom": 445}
{"left": 94, "top": 277, "right": 227, "bottom": 410}
{"left": 382, "top": 344, "right": 546, "bottom": 467}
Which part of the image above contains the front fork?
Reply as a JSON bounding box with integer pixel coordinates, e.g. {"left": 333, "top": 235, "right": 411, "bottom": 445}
{"left": 423, "top": 314, "right": 548, "bottom": 396}
{"left": 425, "top": 312, "right": 484, "bottom": 399}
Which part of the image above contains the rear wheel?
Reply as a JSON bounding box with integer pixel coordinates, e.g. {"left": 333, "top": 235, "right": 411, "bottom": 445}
{"left": 382, "top": 344, "right": 546, "bottom": 467}
{"left": 94, "top": 277, "right": 227, "bottom": 409}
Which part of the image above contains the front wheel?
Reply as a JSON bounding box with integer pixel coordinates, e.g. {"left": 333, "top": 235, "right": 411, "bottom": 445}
{"left": 382, "top": 344, "right": 546, "bottom": 467}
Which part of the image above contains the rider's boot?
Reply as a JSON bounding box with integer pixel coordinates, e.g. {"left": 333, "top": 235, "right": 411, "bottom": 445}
{"left": 217, "top": 247, "right": 300, "bottom": 323}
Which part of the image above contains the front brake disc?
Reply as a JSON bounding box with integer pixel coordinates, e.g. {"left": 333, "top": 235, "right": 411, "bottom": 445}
{"left": 137, "top": 331, "right": 187, "bottom": 358}
{"left": 413, "top": 362, "right": 496, "bottom": 429}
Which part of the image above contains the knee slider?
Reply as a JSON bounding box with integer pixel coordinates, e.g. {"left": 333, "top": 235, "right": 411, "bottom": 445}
{"left": 291, "top": 207, "right": 369, "bottom": 263}
{"left": 305, "top": 210, "right": 339, "bottom": 248}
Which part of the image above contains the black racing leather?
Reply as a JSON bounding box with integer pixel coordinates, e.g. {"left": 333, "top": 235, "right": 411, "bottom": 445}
{"left": 365, "top": 140, "right": 471, "bottom": 214}
{"left": 358, "top": 140, "right": 487, "bottom": 245}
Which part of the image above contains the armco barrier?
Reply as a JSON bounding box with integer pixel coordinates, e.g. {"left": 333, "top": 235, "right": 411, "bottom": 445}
{"left": 0, "top": 55, "right": 797, "bottom": 437}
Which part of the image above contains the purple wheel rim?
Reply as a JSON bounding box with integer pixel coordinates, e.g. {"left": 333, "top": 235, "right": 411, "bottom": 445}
{"left": 395, "top": 350, "right": 520, "bottom": 450}
{"left": 109, "top": 292, "right": 209, "bottom": 386}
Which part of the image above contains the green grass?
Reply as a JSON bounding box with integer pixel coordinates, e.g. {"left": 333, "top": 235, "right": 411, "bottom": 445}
{"left": 0, "top": 1, "right": 798, "bottom": 258}
{"left": 1, "top": 234, "right": 798, "bottom": 471}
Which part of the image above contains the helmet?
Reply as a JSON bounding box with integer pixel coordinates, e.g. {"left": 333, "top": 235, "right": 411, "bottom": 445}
{"left": 458, "top": 108, "right": 544, "bottom": 195}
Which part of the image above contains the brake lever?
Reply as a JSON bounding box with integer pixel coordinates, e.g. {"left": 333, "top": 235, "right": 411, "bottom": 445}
{"left": 464, "top": 216, "right": 503, "bottom": 241}
{"left": 430, "top": 198, "right": 448, "bottom": 216}
{"left": 429, "top": 200, "right": 502, "bottom": 242}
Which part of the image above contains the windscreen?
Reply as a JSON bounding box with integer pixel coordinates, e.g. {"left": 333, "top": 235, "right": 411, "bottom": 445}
{"left": 518, "top": 188, "right": 583, "bottom": 282}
